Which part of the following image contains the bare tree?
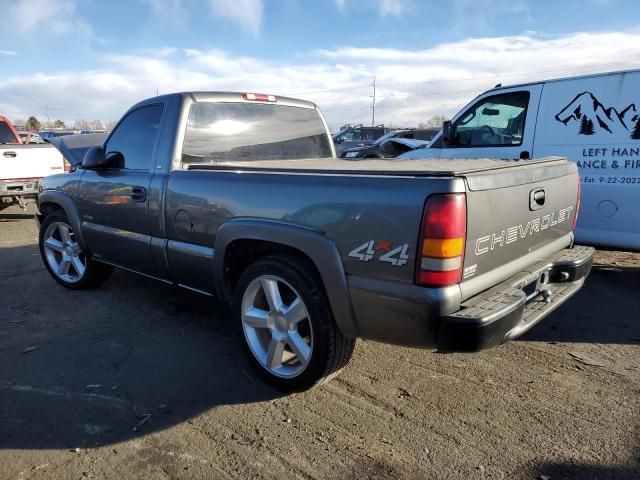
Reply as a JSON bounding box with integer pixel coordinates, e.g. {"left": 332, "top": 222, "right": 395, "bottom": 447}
{"left": 89, "top": 119, "right": 104, "bottom": 130}
{"left": 425, "top": 114, "right": 448, "bottom": 129}
{"left": 105, "top": 120, "right": 117, "bottom": 131}
{"left": 13, "top": 118, "right": 26, "bottom": 128}
{"left": 26, "top": 116, "right": 41, "bottom": 131}
{"left": 74, "top": 119, "right": 89, "bottom": 131}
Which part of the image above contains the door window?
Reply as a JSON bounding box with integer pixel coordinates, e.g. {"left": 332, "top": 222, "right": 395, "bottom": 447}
{"left": 339, "top": 128, "right": 362, "bottom": 142}
{"left": 105, "top": 104, "right": 163, "bottom": 170}
{"left": 449, "top": 91, "right": 530, "bottom": 148}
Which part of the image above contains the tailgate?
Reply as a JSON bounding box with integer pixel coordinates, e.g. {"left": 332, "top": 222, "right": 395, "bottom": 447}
{"left": 0, "top": 145, "right": 65, "bottom": 181}
{"left": 460, "top": 159, "right": 579, "bottom": 300}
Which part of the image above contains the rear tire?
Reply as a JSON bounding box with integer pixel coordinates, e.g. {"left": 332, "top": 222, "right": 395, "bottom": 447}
{"left": 39, "top": 211, "right": 113, "bottom": 289}
{"left": 234, "top": 254, "right": 355, "bottom": 392}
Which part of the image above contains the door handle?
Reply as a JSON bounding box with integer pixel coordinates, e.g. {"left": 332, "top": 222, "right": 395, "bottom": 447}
{"left": 131, "top": 187, "right": 147, "bottom": 202}
{"left": 3, "top": 151, "right": 17, "bottom": 158}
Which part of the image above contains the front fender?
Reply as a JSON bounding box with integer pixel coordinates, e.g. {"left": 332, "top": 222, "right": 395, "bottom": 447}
{"left": 37, "top": 190, "right": 87, "bottom": 251}
{"left": 213, "top": 219, "right": 359, "bottom": 338}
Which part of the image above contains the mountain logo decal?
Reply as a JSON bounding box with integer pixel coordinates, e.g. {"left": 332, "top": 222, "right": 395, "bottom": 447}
{"left": 555, "top": 92, "right": 640, "bottom": 140}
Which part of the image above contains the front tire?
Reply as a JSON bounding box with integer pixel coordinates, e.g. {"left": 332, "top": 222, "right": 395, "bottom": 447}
{"left": 39, "top": 211, "right": 113, "bottom": 289}
{"left": 234, "top": 254, "right": 355, "bottom": 392}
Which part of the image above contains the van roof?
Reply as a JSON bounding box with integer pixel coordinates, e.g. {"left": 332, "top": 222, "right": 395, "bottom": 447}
{"left": 490, "top": 68, "right": 640, "bottom": 93}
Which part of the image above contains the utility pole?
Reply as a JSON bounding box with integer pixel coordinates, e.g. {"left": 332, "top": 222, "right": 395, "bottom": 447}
{"left": 370, "top": 76, "right": 376, "bottom": 127}
{"left": 45, "top": 104, "right": 50, "bottom": 127}
{"left": 154, "top": 86, "right": 159, "bottom": 96}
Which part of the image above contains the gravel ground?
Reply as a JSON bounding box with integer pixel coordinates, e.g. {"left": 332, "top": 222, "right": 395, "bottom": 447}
{"left": 0, "top": 205, "right": 638, "bottom": 480}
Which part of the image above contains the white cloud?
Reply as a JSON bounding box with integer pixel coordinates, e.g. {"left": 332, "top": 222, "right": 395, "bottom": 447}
{"left": 1, "top": 30, "right": 639, "bottom": 129}
{"left": 377, "top": 0, "right": 412, "bottom": 17}
{"left": 206, "top": 0, "right": 263, "bottom": 35}
{"left": 451, "top": 0, "right": 530, "bottom": 33}
{"left": 144, "top": 0, "right": 189, "bottom": 26}
{"left": 0, "top": 50, "right": 18, "bottom": 56}
{"left": 0, "top": 0, "right": 92, "bottom": 37}
{"left": 333, "top": 0, "right": 413, "bottom": 17}
{"left": 333, "top": 0, "right": 348, "bottom": 11}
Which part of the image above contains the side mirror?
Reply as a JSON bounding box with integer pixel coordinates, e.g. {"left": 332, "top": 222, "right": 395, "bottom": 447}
{"left": 105, "top": 151, "right": 125, "bottom": 169}
{"left": 442, "top": 121, "right": 455, "bottom": 145}
{"left": 82, "top": 147, "right": 124, "bottom": 170}
{"left": 82, "top": 146, "right": 107, "bottom": 169}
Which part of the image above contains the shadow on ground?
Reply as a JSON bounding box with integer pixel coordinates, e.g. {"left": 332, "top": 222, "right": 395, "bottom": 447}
{"left": 519, "top": 263, "right": 640, "bottom": 345}
{"left": 0, "top": 212, "right": 33, "bottom": 222}
{"left": 0, "top": 243, "right": 282, "bottom": 450}
{"left": 525, "top": 459, "right": 640, "bottom": 480}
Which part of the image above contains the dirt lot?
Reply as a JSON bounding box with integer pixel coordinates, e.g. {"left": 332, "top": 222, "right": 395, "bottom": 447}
{"left": 0, "top": 205, "right": 638, "bottom": 480}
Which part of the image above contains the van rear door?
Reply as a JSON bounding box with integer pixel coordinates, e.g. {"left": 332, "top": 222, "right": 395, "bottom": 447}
{"left": 438, "top": 84, "right": 542, "bottom": 161}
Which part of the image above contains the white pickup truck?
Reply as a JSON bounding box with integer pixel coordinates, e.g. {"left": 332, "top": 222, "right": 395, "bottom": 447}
{"left": 0, "top": 116, "right": 66, "bottom": 211}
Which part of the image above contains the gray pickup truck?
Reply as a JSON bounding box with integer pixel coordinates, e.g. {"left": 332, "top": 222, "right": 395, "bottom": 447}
{"left": 37, "top": 91, "right": 594, "bottom": 391}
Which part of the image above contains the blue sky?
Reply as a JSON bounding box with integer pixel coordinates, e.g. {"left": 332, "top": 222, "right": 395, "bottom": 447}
{"left": 1, "top": 0, "right": 639, "bottom": 128}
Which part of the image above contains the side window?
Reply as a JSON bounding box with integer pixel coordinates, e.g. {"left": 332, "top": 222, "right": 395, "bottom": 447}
{"left": 449, "top": 91, "right": 530, "bottom": 148}
{"left": 363, "top": 128, "right": 385, "bottom": 141}
{"left": 342, "top": 128, "right": 361, "bottom": 142}
{"left": 105, "top": 104, "right": 163, "bottom": 170}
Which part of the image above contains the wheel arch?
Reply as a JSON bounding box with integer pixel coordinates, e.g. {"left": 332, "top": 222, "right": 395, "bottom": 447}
{"left": 214, "top": 219, "right": 358, "bottom": 338}
{"left": 37, "top": 191, "right": 87, "bottom": 250}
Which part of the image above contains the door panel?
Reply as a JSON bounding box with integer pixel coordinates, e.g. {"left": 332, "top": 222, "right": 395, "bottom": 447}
{"left": 75, "top": 103, "right": 164, "bottom": 276}
{"left": 77, "top": 170, "right": 154, "bottom": 274}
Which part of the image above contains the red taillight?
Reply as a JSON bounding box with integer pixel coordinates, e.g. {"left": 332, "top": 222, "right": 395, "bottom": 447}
{"left": 573, "top": 177, "right": 581, "bottom": 230}
{"left": 416, "top": 193, "right": 467, "bottom": 287}
{"left": 63, "top": 158, "right": 73, "bottom": 173}
{"left": 242, "top": 92, "right": 276, "bottom": 102}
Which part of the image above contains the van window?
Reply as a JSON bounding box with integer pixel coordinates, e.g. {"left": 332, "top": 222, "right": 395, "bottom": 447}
{"left": 182, "top": 102, "right": 332, "bottom": 163}
{"left": 449, "top": 91, "right": 530, "bottom": 148}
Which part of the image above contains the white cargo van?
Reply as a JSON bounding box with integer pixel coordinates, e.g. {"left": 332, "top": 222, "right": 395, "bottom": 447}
{"left": 401, "top": 69, "right": 640, "bottom": 251}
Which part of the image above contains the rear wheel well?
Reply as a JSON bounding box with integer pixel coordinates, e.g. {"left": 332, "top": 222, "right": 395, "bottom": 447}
{"left": 223, "top": 240, "right": 322, "bottom": 300}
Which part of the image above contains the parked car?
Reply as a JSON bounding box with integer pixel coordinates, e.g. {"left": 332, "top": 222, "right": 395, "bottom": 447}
{"left": 38, "top": 91, "right": 593, "bottom": 391}
{"left": 18, "top": 132, "right": 46, "bottom": 144}
{"left": 332, "top": 124, "right": 390, "bottom": 156}
{"left": 80, "top": 129, "right": 109, "bottom": 135}
{"left": 342, "top": 128, "right": 438, "bottom": 158}
{"left": 39, "top": 130, "right": 75, "bottom": 140}
{"left": 0, "top": 116, "right": 66, "bottom": 211}
{"left": 400, "top": 69, "right": 640, "bottom": 251}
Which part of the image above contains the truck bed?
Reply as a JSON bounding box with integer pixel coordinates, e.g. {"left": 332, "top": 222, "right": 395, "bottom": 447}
{"left": 188, "top": 155, "right": 568, "bottom": 177}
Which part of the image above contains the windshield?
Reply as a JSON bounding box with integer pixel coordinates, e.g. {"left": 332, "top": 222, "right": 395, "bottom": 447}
{"left": 182, "top": 102, "right": 332, "bottom": 163}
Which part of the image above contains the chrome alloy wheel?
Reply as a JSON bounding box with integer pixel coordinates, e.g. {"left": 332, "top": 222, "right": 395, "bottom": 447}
{"left": 42, "top": 221, "right": 86, "bottom": 283}
{"left": 241, "top": 275, "right": 313, "bottom": 378}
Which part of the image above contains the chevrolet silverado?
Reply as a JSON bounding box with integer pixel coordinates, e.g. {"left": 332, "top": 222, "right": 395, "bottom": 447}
{"left": 37, "top": 92, "right": 594, "bottom": 391}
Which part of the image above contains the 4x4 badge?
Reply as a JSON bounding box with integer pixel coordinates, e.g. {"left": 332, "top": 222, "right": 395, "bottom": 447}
{"left": 348, "top": 241, "right": 409, "bottom": 267}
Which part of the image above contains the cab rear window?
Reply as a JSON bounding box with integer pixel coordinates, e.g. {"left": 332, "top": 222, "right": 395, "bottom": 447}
{"left": 0, "top": 121, "right": 19, "bottom": 144}
{"left": 182, "top": 102, "right": 332, "bottom": 164}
